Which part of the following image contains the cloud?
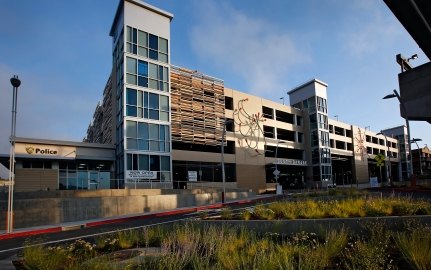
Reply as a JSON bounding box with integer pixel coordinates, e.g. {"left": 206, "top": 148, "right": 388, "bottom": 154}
{"left": 0, "top": 63, "right": 99, "bottom": 154}
{"left": 343, "top": 8, "right": 401, "bottom": 57}
{"left": 189, "top": 1, "right": 311, "bottom": 96}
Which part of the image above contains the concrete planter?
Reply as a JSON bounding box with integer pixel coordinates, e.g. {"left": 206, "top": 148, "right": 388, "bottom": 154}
{"left": 193, "top": 215, "right": 431, "bottom": 234}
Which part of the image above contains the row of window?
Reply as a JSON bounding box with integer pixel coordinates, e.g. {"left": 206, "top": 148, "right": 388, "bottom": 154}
{"left": 126, "top": 88, "right": 169, "bottom": 121}
{"left": 329, "top": 125, "right": 353, "bottom": 137}
{"left": 263, "top": 125, "right": 304, "bottom": 143}
{"left": 313, "top": 165, "right": 332, "bottom": 182}
{"left": 312, "top": 148, "right": 331, "bottom": 165}
{"left": 365, "top": 135, "right": 397, "bottom": 148}
{"left": 311, "top": 130, "right": 330, "bottom": 147}
{"left": 330, "top": 139, "right": 353, "bottom": 151}
{"left": 126, "top": 26, "right": 168, "bottom": 63}
{"left": 261, "top": 106, "right": 302, "bottom": 125}
{"left": 125, "top": 120, "right": 170, "bottom": 152}
{"left": 366, "top": 147, "right": 398, "bottom": 158}
{"left": 126, "top": 153, "right": 171, "bottom": 181}
{"left": 126, "top": 57, "right": 169, "bottom": 91}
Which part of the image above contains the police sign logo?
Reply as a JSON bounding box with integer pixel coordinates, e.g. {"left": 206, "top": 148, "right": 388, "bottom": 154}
{"left": 25, "top": 146, "right": 35, "bottom": 154}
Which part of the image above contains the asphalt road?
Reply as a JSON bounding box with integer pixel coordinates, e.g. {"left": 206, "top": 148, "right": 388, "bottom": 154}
{"left": 0, "top": 202, "right": 260, "bottom": 260}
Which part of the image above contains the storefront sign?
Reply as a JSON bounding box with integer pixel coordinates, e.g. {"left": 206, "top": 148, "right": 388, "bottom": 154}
{"left": 126, "top": 170, "right": 157, "bottom": 180}
{"left": 188, "top": 171, "right": 198, "bottom": 181}
{"left": 274, "top": 159, "right": 307, "bottom": 166}
{"left": 15, "top": 143, "right": 76, "bottom": 158}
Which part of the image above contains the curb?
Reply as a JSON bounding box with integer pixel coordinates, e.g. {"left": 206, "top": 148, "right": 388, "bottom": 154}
{"left": 0, "top": 194, "right": 281, "bottom": 240}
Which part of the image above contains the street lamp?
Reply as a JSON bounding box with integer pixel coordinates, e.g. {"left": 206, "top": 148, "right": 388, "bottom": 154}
{"left": 280, "top": 97, "right": 285, "bottom": 105}
{"left": 274, "top": 140, "right": 286, "bottom": 194}
{"left": 7, "top": 75, "right": 21, "bottom": 233}
{"left": 383, "top": 89, "right": 413, "bottom": 181}
{"left": 221, "top": 118, "right": 233, "bottom": 203}
{"left": 377, "top": 131, "right": 391, "bottom": 184}
{"left": 411, "top": 138, "right": 423, "bottom": 175}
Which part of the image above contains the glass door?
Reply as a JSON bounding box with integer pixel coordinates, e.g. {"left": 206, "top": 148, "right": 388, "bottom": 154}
{"left": 89, "top": 171, "right": 99, "bottom": 190}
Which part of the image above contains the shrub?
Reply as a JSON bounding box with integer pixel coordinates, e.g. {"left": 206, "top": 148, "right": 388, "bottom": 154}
{"left": 116, "top": 229, "right": 140, "bottom": 249}
{"left": 395, "top": 225, "right": 431, "bottom": 270}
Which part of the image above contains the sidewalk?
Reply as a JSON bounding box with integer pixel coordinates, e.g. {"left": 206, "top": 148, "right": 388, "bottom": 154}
{"left": 0, "top": 194, "right": 280, "bottom": 240}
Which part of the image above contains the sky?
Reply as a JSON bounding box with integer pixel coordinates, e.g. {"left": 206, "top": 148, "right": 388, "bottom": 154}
{"left": 0, "top": 0, "right": 430, "bottom": 154}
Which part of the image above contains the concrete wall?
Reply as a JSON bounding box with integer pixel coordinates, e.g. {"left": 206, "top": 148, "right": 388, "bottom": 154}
{"left": 15, "top": 168, "right": 58, "bottom": 192}
{"left": 0, "top": 190, "right": 255, "bottom": 228}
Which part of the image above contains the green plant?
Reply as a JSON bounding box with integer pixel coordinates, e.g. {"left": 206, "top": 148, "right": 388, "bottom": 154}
{"left": 342, "top": 222, "right": 394, "bottom": 270}
{"left": 241, "top": 209, "right": 252, "bottom": 220}
{"left": 254, "top": 205, "right": 276, "bottom": 220}
{"left": 117, "top": 229, "right": 139, "bottom": 249}
{"left": 395, "top": 226, "right": 431, "bottom": 270}
{"left": 220, "top": 207, "right": 233, "bottom": 220}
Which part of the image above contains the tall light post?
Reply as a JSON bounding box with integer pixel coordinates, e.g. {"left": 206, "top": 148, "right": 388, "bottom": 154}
{"left": 377, "top": 131, "right": 391, "bottom": 184}
{"left": 274, "top": 140, "right": 286, "bottom": 194}
{"left": 411, "top": 138, "right": 423, "bottom": 175}
{"left": 383, "top": 89, "right": 413, "bottom": 181}
{"left": 221, "top": 118, "right": 233, "bottom": 203}
{"left": 7, "top": 75, "right": 21, "bottom": 233}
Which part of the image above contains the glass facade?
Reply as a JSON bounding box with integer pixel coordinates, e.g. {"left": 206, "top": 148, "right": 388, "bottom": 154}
{"left": 116, "top": 24, "right": 172, "bottom": 185}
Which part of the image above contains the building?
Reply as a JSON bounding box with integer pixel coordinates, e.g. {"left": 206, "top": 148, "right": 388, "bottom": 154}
{"left": 381, "top": 125, "right": 410, "bottom": 180}
{"left": 81, "top": 0, "right": 402, "bottom": 192}
{"left": 411, "top": 145, "right": 431, "bottom": 176}
{"left": 0, "top": 138, "right": 115, "bottom": 192}
{"left": 2, "top": 0, "right": 410, "bottom": 192}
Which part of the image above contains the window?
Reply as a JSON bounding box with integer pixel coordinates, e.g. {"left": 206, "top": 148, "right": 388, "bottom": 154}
{"left": 126, "top": 26, "right": 169, "bottom": 64}
{"left": 225, "top": 96, "right": 234, "bottom": 110}
{"left": 296, "top": 115, "right": 302, "bottom": 126}
{"left": 297, "top": 132, "right": 304, "bottom": 143}
{"left": 309, "top": 114, "right": 317, "bottom": 130}
{"left": 311, "top": 131, "right": 318, "bottom": 147}
{"left": 336, "top": 140, "right": 346, "bottom": 150}
{"left": 226, "top": 118, "right": 234, "bottom": 132}
{"left": 320, "top": 131, "right": 330, "bottom": 147}
{"left": 276, "top": 110, "right": 294, "bottom": 124}
{"left": 277, "top": 128, "right": 295, "bottom": 142}
{"left": 318, "top": 113, "right": 328, "bottom": 130}
{"left": 303, "top": 97, "right": 316, "bottom": 112}
{"left": 262, "top": 106, "right": 274, "bottom": 119}
{"left": 317, "top": 97, "right": 327, "bottom": 113}
{"left": 126, "top": 153, "right": 171, "bottom": 181}
{"left": 320, "top": 148, "right": 331, "bottom": 164}
{"left": 334, "top": 126, "right": 344, "bottom": 136}
{"left": 126, "top": 88, "right": 169, "bottom": 121}
{"left": 125, "top": 56, "right": 168, "bottom": 91}
{"left": 263, "top": 125, "right": 274, "bottom": 138}
{"left": 125, "top": 120, "right": 170, "bottom": 152}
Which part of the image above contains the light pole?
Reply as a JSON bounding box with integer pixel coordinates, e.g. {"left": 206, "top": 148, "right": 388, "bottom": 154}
{"left": 274, "top": 140, "right": 286, "bottom": 194}
{"left": 7, "top": 75, "right": 21, "bottom": 233}
{"left": 280, "top": 97, "right": 285, "bottom": 105}
{"left": 383, "top": 89, "right": 413, "bottom": 181}
{"left": 377, "top": 131, "right": 391, "bottom": 184}
{"left": 411, "top": 138, "right": 423, "bottom": 176}
{"left": 221, "top": 118, "right": 233, "bottom": 203}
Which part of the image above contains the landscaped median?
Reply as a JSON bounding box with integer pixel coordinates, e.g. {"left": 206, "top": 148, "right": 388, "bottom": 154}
{"left": 14, "top": 193, "right": 431, "bottom": 269}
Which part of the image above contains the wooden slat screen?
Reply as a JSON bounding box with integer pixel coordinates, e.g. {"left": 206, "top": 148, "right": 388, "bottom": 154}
{"left": 171, "top": 66, "right": 225, "bottom": 146}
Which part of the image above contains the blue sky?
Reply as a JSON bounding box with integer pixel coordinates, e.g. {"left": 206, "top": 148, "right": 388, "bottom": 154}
{"left": 0, "top": 0, "right": 429, "bottom": 154}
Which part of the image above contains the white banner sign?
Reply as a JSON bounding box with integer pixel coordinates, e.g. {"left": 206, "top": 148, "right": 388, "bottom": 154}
{"left": 274, "top": 158, "right": 307, "bottom": 166}
{"left": 370, "top": 177, "right": 379, "bottom": 188}
{"left": 126, "top": 170, "right": 157, "bottom": 180}
{"left": 188, "top": 171, "right": 198, "bottom": 182}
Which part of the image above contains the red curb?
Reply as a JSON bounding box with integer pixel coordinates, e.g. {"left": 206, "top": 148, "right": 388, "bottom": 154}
{"left": 0, "top": 195, "right": 281, "bottom": 240}
{"left": 0, "top": 227, "right": 62, "bottom": 240}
